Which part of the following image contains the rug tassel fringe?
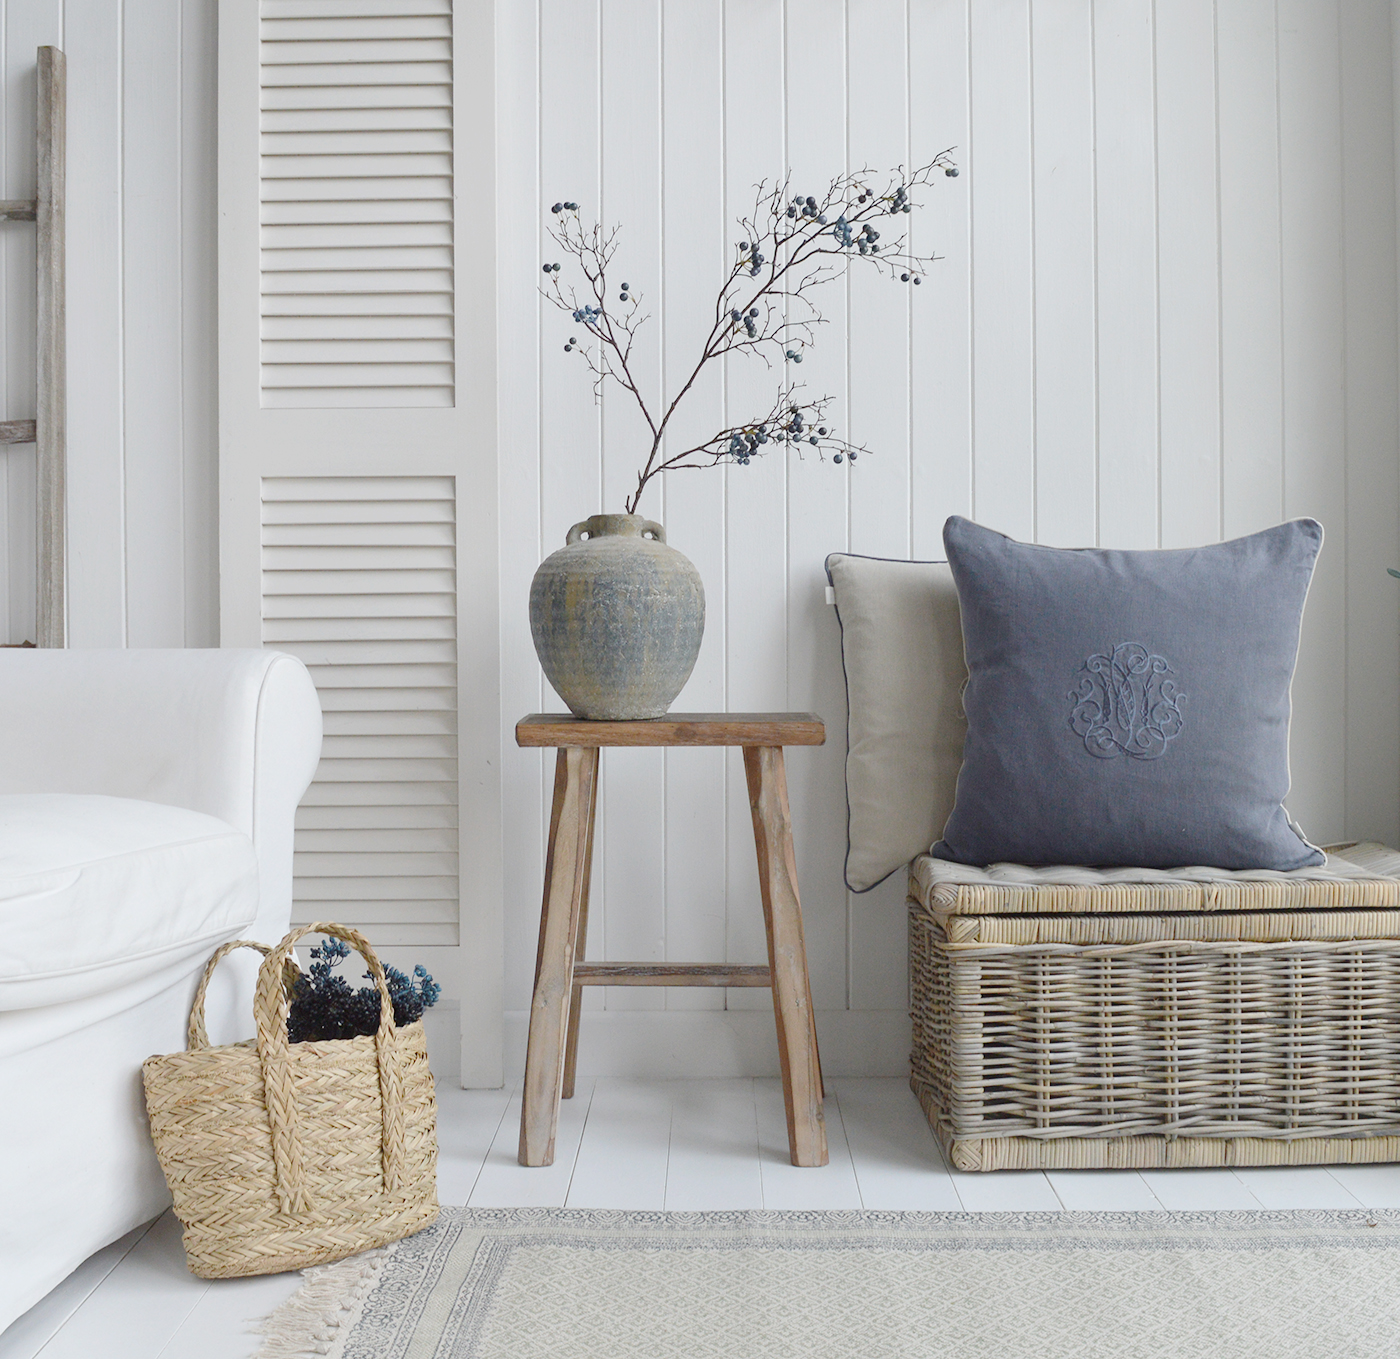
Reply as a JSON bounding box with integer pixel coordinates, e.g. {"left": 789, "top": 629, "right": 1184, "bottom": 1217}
{"left": 252, "top": 1246, "right": 391, "bottom": 1359}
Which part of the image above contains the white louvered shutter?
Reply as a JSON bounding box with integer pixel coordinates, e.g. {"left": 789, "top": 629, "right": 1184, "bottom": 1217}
{"left": 259, "top": 6, "right": 455, "bottom": 409}
{"left": 261, "top": 476, "right": 459, "bottom": 943}
{"left": 219, "top": 0, "right": 500, "bottom": 1077}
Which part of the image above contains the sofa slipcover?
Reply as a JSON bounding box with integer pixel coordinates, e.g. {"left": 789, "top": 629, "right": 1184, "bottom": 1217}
{"left": 0, "top": 649, "right": 321, "bottom": 1336}
{"left": 0, "top": 794, "right": 259, "bottom": 1012}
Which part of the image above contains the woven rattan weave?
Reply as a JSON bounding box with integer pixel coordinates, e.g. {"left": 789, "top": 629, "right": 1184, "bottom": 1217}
{"left": 909, "top": 844, "right": 1400, "bottom": 1172}
{"left": 142, "top": 924, "right": 438, "bottom": 1279}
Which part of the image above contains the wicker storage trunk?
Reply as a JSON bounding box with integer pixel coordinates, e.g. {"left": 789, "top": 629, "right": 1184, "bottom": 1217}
{"left": 908, "top": 843, "right": 1400, "bottom": 1172}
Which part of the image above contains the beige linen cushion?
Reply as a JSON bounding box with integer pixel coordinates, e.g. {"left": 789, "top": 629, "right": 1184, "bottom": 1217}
{"left": 825, "top": 554, "right": 967, "bottom": 891}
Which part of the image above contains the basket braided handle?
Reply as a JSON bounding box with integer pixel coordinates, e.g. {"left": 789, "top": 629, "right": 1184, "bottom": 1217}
{"left": 253, "top": 922, "right": 408, "bottom": 1216}
{"left": 187, "top": 940, "right": 276, "bottom": 1052}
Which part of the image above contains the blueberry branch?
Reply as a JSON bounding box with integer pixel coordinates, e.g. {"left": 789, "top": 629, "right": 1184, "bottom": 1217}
{"left": 539, "top": 152, "right": 958, "bottom": 514}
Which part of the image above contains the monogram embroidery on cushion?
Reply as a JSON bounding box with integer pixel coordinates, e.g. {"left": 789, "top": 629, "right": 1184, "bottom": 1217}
{"left": 1068, "top": 643, "right": 1186, "bottom": 760}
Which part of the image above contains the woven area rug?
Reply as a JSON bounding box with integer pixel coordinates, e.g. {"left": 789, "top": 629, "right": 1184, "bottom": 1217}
{"left": 254, "top": 1206, "right": 1400, "bottom": 1359}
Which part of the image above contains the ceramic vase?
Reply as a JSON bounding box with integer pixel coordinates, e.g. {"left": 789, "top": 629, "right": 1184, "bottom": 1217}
{"left": 528, "top": 513, "right": 705, "bottom": 720}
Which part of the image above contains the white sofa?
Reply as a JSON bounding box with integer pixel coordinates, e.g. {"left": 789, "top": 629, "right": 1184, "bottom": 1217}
{"left": 0, "top": 649, "right": 322, "bottom": 1332}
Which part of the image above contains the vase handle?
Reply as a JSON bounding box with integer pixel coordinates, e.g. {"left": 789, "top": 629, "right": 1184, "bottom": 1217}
{"left": 566, "top": 518, "right": 667, "bottom": 545}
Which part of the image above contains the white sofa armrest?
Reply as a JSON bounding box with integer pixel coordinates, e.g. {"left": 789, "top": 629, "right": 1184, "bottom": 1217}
{"left": 0, "top": 648, "right": 322, "bottom": 949}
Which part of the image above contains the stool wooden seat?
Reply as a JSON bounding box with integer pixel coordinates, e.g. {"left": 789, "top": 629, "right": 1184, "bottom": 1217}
{"left": 515, "top": 712, "right": 829, "bottom": 1168}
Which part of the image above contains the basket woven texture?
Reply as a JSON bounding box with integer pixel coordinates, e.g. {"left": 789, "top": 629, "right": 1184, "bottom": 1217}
{"left": 142, "top": 923, "right": 439, "bottom": 1279}
{"left": 909, "top": 844, "right": 1400, "bottom": 1173}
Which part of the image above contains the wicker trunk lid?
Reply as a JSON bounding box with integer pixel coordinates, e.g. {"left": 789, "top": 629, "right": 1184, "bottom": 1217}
{"left": 907, "top": 843, "right": 1400, "bottom": 1172}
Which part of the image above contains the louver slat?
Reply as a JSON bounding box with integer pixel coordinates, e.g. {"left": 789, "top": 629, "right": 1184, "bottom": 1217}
{"left": 259, "top": 4, "right": 454, "bottom": 408}
{"left": 263, "top": 475, "right": 459, "bottom": 946}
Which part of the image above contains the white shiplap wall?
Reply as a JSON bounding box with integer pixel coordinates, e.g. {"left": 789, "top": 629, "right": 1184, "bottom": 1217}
{"left": 0, "top": 1, "right": 1398, "bottom": 1082}
{"left": 0, "top": 0, "right": 217, "bottom": 651}
{"left": 496, "top": 0, "right": 1400, "bottom": 1077}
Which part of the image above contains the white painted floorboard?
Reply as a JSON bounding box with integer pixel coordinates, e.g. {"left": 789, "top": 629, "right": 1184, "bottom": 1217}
{"left": 662, "top": 1078, "right": 764, "bottom": 1211}
{"left": 9, "top": 1077, "right": 1400, "bottom": 1358}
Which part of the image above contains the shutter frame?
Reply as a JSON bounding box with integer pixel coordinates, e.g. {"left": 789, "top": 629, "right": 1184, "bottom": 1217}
{"left": 220, "top": 0, "right": 503, "bottom": 1083}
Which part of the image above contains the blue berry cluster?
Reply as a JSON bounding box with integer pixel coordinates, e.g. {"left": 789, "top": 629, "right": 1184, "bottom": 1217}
{"left": 728, "top": 425, "right": 767, "bottom": 464}
{"left": 731, "top": 305, "right": 760, "bottom": 339}
{"left": 888, "top": 184, "right": 912, "bottom": 214}
{"left": 550, "top": 201, "right": 579, "bottom": 213}
{"left": 787, "top": 194, "right": 828, "bottom": 225}
{"left": 541, "top": 262, "right": 561, "bottom": 275}
{"left": 286, "top": 937, "right": 441, "bottom": 1044}
{"left": 722, "top": 406, "right": 859, "bottom": 470}
{"left": 738, "top": 241, "right": 767, "bottom": 277}
{"left": 565, "top": 301, "right": 604, "bottom": 354}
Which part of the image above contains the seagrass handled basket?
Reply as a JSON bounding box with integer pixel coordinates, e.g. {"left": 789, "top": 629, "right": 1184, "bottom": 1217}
{"left": 142, "top": 923, "right": 439, "bottom": 1279}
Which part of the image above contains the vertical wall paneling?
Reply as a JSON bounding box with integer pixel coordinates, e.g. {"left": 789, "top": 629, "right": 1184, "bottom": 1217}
{"left": 495, "top": 0, "right": 546, "bottom": 1023}
{"left": 1342, "top": 0, "right": 1400, "bottom": 847}
{"left": 535, "top": 0, "right": 605, "bottom": 1020}
{"left": 62, "top": 0, "right": 126, "bottom": 648}
{"left": 124, "top": 0, "right": 185, "bottom": 646}
{"left": 1155, "top": 0, "right": 1222, "bottom": 551}
{"left": 598, "top": 0, "right": 666, "bottom": 1014}
{"left": 1278, "top": 0, "right": 1346, "bottom": 843}
{"left": 0, "top": 2, "right": 217, "bottom": 650}
{"left": 1217, "top": 0, "right": 1285, "bottom": 537}
{"left": 183, "top": 0, "right": 218, "bottom": 647}
{"left": 967, "top": 0, "right": 1034, "bottom": 539}
{"left": 844, "top": 0, "right": 914, "bottom": 1012}
{"left": 784, "top": 0, "right": 851, "bottom": 1015}
{"left": 722, "top": 0, "right": 788, "bottom": 1015}
{"left": 659, "top": 0, "right": 728, "bottom": 1016}
{"left": 1029, "top": 0, "right": 1096, "bottom": 550}
{"left": 495, "top": 0, "right": 1400, "bottom": 1078}
{"left": 1092, "top": 0, "right": 1159, "bottom": 549}
{"left": 451, "top": 0, "right": 503, "bottom": 1084}
{"left": 908, "top": 0, "right": 972, "bottom": 558}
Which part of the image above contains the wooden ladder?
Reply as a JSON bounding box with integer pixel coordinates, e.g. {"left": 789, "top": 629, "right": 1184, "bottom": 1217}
{"left": 0, "top": 46, "right": 64, "bottom": 648}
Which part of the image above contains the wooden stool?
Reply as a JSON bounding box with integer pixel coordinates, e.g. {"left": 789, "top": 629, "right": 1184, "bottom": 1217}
{"left": 515, "top": 712, "right": 829, "bottom": 1168}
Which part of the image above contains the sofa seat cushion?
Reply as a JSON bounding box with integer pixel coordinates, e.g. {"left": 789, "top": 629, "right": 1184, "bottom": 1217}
{"left": 0, "top": 793, "right": 259, "bottom": 1011}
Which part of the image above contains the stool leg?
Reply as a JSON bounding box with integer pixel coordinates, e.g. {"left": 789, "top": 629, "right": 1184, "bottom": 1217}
{"left": 519, "top": 745, "right": 599, "bottom": 1166}
{"left": 743, "top": 745, "right": 827, "bottom": 1167}
{"left": 561, "top": 775, "right": 597, "bottom": 1100}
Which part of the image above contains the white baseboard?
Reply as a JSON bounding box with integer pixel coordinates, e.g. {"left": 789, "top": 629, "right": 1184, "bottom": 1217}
{"left": 491, "top": 1009, "right": 910, "bottom": 1088}
{"left": 426, "top": 1002, "right": 912, "bottom": 1088}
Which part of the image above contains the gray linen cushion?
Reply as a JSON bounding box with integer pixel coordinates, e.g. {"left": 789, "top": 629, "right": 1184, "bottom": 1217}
{"left": 825, "top": 554, "right": 967, "bottom": 891}
{"left": 932, "top": 515, "right": 1325, "bottom": 871}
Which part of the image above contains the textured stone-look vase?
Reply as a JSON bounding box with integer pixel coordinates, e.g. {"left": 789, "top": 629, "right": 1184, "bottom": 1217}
{"left": 529, "top": 514, "right": 705, "bottom": 720}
